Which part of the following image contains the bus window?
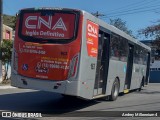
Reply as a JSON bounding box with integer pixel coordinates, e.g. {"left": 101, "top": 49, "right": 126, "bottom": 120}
{"left": 110, "top": 34, "right": 120, "bottom": 61}
{"left": 18, "top": 9, "right": 79, "bottom": 43}
{"left": 119, "top": 37, "right": 128, "bottom": 62}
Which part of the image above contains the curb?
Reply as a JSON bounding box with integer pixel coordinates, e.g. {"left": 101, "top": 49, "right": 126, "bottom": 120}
{"left": 0, "top": 85, "right": 16, "bottom": 89}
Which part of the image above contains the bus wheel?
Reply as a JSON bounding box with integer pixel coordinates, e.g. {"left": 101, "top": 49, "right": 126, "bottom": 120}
{"left": 138, "top": 80, "right": 143, "bottom": 91}
{"left": 138, "top": 77, "right": 145, "bottom": 91}
{"left": 109, "top": 78, "right": 120, "bottom": 101}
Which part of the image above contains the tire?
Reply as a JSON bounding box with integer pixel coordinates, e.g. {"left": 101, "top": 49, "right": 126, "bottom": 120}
{"left": 109, "top": 78, "right": 120, "bottom": 101}
{"left": 138, "top": 80, "right": 143, "bottom": 91}
{"left": 138, "top": 77, "right": 145, "bottom": 91}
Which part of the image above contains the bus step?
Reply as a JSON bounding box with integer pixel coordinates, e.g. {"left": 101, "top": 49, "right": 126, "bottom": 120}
{"left": 124, "top": 89, "right": 129, "bottom": 93}
{"left": 92, "top": 94, "right": 106, "bottom": 99}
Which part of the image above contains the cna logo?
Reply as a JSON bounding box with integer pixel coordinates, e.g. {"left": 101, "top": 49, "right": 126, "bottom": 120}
{"left": 25, "top": 16, "right": 67, "bottom": 31}
{"left": 86, "top": 20, "right": 99, "bottom": 57}
{"left": 87, "top": 23, "right": 98, "bottom": 36}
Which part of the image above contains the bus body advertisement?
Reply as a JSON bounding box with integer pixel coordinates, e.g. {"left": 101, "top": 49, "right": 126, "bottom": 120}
{"left": 11, "top": 8, "right": 151, "bottom": 100}
{"left": 13, "top": 9, "right": 81, "bottom": 81}
{"left": 86, "top": 20, "right": 99, "bottom": 57}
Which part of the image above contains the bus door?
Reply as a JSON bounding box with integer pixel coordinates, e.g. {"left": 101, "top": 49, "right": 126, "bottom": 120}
{"left": 124, "top": 44, "right": 134, "bottom": 90}
{"left": 94, "top": 31, "right": 110, "bottom": 96}
{"left": 145, "top": 52, "right": 150, "bottom": 85}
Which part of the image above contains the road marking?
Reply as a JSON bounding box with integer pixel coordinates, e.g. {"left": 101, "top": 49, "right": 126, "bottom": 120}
{"left": 124, "top": 89, "right": 129, "bottom": 93}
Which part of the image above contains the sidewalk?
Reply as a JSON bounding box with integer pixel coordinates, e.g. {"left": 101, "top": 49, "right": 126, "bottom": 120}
{"left": 0, "top": 84, "right": 16, "bottom": 89}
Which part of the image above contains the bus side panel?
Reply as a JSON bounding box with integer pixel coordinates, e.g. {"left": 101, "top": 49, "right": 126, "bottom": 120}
{"left": 106, "top": 60, "right": 127, "bottom": 95}
{"left": 105, "top": 60, "right": 118, "bottom": 95}
{"left": 130, "top": 47, "right": 149, "bottom": 89}
{"left": 76, "top": 14, "right": 98, "bottom": 99}
{"left": 130, "top": 65, "right": 146, "bottom": 90}
{"left": 130, "top": 64, "right": 139, "bottom": 90}
{"left": 117, "top": 62, "right": 128, "bottom": 93}
{"left": 130, "top": 66, "right": 147, "bottom": 89}
{"left": 64, "top": 15, "right": 84, "bottom": 97}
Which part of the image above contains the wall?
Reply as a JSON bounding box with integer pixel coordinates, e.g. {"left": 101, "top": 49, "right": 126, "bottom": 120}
{"left": 3, "top": 24, "right": 13, "bottom": 40}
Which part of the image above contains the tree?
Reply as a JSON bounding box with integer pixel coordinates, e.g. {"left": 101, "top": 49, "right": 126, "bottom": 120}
{"left": 110, "top": 18, "right": 134, "bottom": 37}
{"left": 138, "top": 22, "right": 160, "bottom": 61}
{"left": 0, "top": 39, "right": 13, "bottom": 81}
{"left": 3, "top": 14, "right": 16, "bottom": 30}
{"left": 138, "top": 23, "right": 160, "bottom": 47}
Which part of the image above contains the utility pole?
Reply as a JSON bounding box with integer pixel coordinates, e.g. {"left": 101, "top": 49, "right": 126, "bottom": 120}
{"left": 92, "top": 11, "right": 105, "bottom": 18}
{"left": 0, "top": 0, "right": 3, "bottom": 82}
{"left": 0, "top": 0, "right": 2, "bottom": 44}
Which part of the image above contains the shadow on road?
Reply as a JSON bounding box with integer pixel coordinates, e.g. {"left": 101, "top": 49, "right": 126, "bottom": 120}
{"left": 0, "top": 91, "right": 99, "bottom": 115}
{"left": 136, "top": 90, "right": 160, "bottom": 94}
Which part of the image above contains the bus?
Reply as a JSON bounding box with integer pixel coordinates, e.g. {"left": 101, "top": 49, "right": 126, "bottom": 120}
{"left": 11, "top": 8, "right": 151, "bottom": 100}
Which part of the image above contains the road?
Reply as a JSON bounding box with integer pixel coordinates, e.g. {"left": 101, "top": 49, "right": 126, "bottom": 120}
{"left": 0, "top": 83, "right": 160, "bottom": 120}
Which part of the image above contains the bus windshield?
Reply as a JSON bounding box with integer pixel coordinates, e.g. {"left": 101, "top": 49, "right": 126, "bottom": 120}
{"left": 18, "top": 9, "right": 79, "bottom": 43}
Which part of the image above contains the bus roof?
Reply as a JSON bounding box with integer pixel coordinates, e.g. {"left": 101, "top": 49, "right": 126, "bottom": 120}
{"left": 82, "top": 10, "right": 151, "bottom": 51}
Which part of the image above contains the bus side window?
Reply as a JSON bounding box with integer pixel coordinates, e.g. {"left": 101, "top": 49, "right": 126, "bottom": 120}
{"left": 110, "top": 34, "right": 120, "bottom": 61}
{"left": 119, "top": 37, "right": 128, "bottom": 62}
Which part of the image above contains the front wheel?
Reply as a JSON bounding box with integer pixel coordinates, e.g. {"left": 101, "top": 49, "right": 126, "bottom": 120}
{"left": 109, "top": 78, "right": 120, "bottom": 101}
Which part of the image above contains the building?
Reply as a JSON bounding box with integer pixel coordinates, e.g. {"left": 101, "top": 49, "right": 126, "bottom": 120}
{"left": 140, "top": 40, "right": 154, "bottom": 46}
{"left": 3, "top": 24, "right": 13, "bottom": 40}
{"left": 141, "top": 40, "right": 160, "bottom": 83}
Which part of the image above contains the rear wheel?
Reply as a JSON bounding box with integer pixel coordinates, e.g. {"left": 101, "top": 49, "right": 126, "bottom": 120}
{"left": 138, "top": 77, "right": 145, "bottom": 91}
{"left": 138, "top": 82, "right": 142, "bottom": 91}
{"left": 138, "top": 78, "right": 144, "bottom": 91}
{"left": 109, "top": 78, "right": 120, "bottom": 101}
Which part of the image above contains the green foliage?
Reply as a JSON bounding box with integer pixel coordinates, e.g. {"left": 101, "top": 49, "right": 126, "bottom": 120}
{"left": 138, "top": 23, "right": 160, "bottom": 49}
{"left": 0, "top": 39, "right": 13, "bottom": 80}
{"left": 0, "top": 39, "right": 13, "bottom": 65}
{"left": 110, "top": 18, "right": 134, "bottom": 37}
{"left": 138, "top": 24, "right": 160, "bottom": 40}
{"left": 3, "top": 14, "right": 16, "bottom": 30}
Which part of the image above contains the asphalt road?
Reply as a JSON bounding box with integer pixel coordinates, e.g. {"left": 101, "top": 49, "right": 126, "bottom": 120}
{"left": 0, "top": 83, "right": 160, "bottom": 120}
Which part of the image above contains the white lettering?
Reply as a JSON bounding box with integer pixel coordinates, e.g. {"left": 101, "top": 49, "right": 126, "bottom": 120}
{"left": 40, "top": 31, "right": 64, "bottom": 37}
{"left": 25, "top": 16, "right": 67, "bottom": 31}
{"left": 88, "top": 24, "right": 98, "bottom": 35}
{"left": 122, "top": 113, "right": 134, "bottom": 117}
{"left": 52, "top": 17, "right": 67, "bottom": 31}
{"left": 37, "top": 16, "right": 52, "bottom": 29}
{"left": 25, "top": 16, "right": 37, "bottom": 29}
{"left": 26, "top": 30, "right": 39, "bottom": 36}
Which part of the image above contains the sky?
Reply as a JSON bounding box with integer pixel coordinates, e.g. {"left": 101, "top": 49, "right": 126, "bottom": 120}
{"left": 3, "top": 0, "right": 160, "bottom": 40}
